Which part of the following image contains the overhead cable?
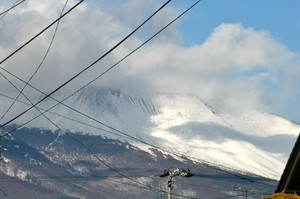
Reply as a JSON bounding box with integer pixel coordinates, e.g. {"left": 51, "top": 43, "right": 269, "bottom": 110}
{"left": 0, "top": 0, "right": 182, "bottom": 194}
{"left": 0, "top": 0, "right": 84, "bottom": 65}
{"left": 4, "top": 137, "right": 201, "bottom": 199}
{"left": 0, "top": 92, "right": 131, "bottom": 140}
{"left": 0, "top": 0, "right": 211, "bottom": 196}
{"left": 0, "top": 0, "right": 258, "bottom": 196}
{"left": 0, "top": 0, "right": 195, "bottom": 140}
{"left": 0, "top": 0, "right": 273, "bottom": 186}
{"left": 4, "top": 136, "right": 273, "bottom": 199}
{"left": 3, "top": 143, "right": 155, "bottom": 185}
{"left": 0, "top": 0, "right": 210, "bottom": 177}
{"left": 0, "top": 0, "right": 69, "bottom": 123}
{"left": 0, "top": 0, "right": 25, "bottom": 19}
{"left": 0, "top": 70, "right": 157, "bottom": 192}
{"left": 0, "top": 0, "right": 172, "bottom": 129}
{"left": 0, "top": 0, "right": 175, "bottom": 190}
{"left": 0, "top": 0, "right": 268, "bottom": 188}
{"left": 0, "top": 186, "right": 11, "bottom": 199}
{"left": 0, "top": 0, "right": 200, "bottom": 145}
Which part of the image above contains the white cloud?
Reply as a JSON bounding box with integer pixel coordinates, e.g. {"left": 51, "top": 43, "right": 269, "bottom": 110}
{"left": 0, "top": 0, "right": 299, "bottom": 121}
{"left": 115, "top": 23, "right": 300, "bottom": 115}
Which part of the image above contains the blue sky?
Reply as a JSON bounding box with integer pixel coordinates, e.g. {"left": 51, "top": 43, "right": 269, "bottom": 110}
{"left": 178, "top": 0, "right": 300, "bottom": 53}
{"left": 175, "top": 0, "right": 300, "bottom": 122}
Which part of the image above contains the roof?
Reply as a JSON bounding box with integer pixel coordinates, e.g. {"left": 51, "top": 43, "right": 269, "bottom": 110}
{"left": 276, "top": 133, "right": 300, "bottom": 193}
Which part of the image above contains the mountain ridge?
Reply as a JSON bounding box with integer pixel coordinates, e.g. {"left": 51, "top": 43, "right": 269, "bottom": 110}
{"left": 0, "top": 127, "right": 278, "bottom": 199}
{"left": 1, "top": 86, "right": 299, "bottom": 179}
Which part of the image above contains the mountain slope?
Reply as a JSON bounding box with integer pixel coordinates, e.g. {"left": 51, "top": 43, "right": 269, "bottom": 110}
{"left": 0, "top": 86, "right": 299, "bottom": 179}
{"left": 0, "top": 128, "right": 277, "bottom": 199}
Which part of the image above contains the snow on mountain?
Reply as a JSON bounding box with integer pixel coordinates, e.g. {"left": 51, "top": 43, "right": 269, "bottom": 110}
{"left": 1, "top": 86, "right": 299, "bottom": 179}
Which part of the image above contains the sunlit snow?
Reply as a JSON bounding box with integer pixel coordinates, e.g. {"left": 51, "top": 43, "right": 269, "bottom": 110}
{"left": 1, "top": 87, "right": 299, "bottom": 179}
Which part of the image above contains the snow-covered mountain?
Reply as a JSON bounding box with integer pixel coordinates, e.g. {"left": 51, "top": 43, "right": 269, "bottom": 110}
{"left": 1, "top": 86, "right": 299, "bottom": 180}
{"left": 0, "top": 128, "right": 277, "bottom": 199}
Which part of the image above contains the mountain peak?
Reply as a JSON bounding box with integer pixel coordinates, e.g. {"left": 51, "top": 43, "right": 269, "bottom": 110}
{"left": 2, "top": 86, "right": 299, "bottom": 179}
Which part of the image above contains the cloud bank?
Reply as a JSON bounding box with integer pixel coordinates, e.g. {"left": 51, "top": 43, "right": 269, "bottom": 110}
{"left": 0, "top": 0, "right": 299, "bottom": 121}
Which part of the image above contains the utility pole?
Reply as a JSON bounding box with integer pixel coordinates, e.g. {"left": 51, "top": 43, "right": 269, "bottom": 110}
{"left": 0, "top": 135, "right": 3, "bottom": 161}
{"left": 234, "top": 185, "right": 251, "bottom": 199}
{"left": 167, "top": 175, "right": 173, "bottom": 199}
{"left": 160, "top": 167, "right": 194, "bottom": 199}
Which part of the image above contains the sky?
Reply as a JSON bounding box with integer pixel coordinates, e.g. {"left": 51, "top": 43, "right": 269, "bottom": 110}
{"left": 0, "top": 0, "right": 299, "bottom": 123}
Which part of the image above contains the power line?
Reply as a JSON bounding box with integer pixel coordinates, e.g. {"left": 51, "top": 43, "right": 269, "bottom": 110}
{"left": 2, "top": 112, "right": 274, "bottom": 197}
{"left": 1, "top": 91, "right": 207, "bottom": 199}
{"left": 0, "top": 92, "right": 132, "bottom": 140}
{"left": 0, "top": 71, "right": 159, "bottom": 193}
{"left": 0, "top": 71, "right": 66, "bottom": 135}
{"left": 0, "top": 186, "right": 11, "bottom": 199}
{"left": 0, "top": 0, "right": 271, "bottom": 188}
{"left": 170, "top": 174, "right": 275, "bottom": 195}
{"left": 4, "top": 145, "right": 272, "bottom": 199}
{"left": 0, "top": 66, "right": 175, "bottom": 197}
{"left": 0, "top": 60, "right": 161, "bottom": 196}
{"left": 1, "top": 101, "right": 276, "bottom": 186}
{"left": 0, "top": 1, "right": 253, "bottom": 197}
{"left": 0, "top": 0, "right": 84, "bottom": 66}
{"left": 4, "top": 132, "right": 276, "bottom": 188}
{"left": 0, "top": 0, "right": 200, "bottom": 144}
{"left": 3, "top": 141, "right": 144, "bottom": 179}
{"left": 0, "top": 0, "right": 172, "bottom": 129}
{"left": 0, "top": 0, "right": 202, "bottom": 155}
{"left": 0, "top": 0, "right": 69, "bottom": 123}
{"left": 0, "top": 0, "right": 175, "bottom": 190}
{"left": 1, "top": 90, "right": 275, "bottom": 187}
{"left": 0, "top": 78, "right": 276, "bottom": 188}
{"left": 192, "top": 173, "right": 276, "bottom": 183}
{"left": 3, "top": 139, "right": 202, "bottom": 199}
{"left": 0, "top": 0, "right": 25, "bottom": 19}
{"left": 4, "top": 134, "right": 182, "bottom": 183}
{"left": 3, "top": 1, "right": 210, "bottom": 188}
{"left": 2, "top": 115, "right": 276, "bottom": 191}
{"left": 3, "top": 90, "right": 271, "bottom": 190}
{"left": 0, "top": 76, "right": 275, "bottom": 187}
{"left": 3, "top": 143, "right": 155, "bottom": 182}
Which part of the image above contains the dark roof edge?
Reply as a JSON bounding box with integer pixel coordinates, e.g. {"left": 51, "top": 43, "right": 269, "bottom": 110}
{"left": 275, "top": 132, "right": 300, "bottom": 193}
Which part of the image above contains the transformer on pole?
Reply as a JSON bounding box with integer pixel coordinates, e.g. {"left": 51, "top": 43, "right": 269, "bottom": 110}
{"left": 160, "top": 167, "right": 194, "bottom": 199}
